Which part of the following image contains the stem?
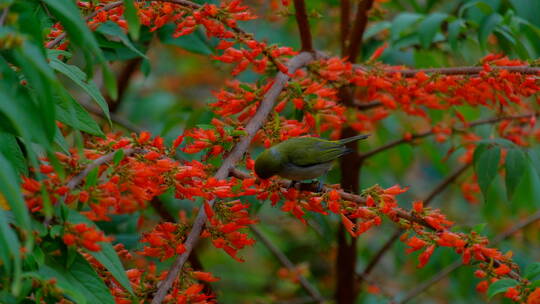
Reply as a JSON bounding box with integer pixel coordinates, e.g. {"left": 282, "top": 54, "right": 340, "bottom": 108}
{"left": 0, "top": 7, "right": 9, "bottom": 26}
{"left": 380, "top": 65, "right": 540, "bottom": 76}
{"left": 355, "top": 164, "right": 470, "bottom": 286}
{"left": 250, "top": 226, "right": 324, "bottom": 303}
{"left": 347, "top": 0, "right": 375, "bottom": 63}
{"left": 360, "top": 113, "right": 539, "bottom": 160}
{"left": 67, "top": 148, "right": 137, "bottom": 190}
{"left": 396, "top": 209, "right": 540, "bottom": 303}
{"left": 150, "top": 52, "right": 315, "bottom": 304}
{"left": 293, "top": 0, "right": 313, "bottom": 52}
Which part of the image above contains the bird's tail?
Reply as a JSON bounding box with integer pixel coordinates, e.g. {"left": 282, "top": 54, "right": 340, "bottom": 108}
{"left": 338, "top": 134, "right": 370, "bottom": 144}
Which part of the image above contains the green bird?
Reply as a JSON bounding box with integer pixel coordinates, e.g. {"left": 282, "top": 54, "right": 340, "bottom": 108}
{"left": 254, "top": 134, "right": 370, "bottom": 184}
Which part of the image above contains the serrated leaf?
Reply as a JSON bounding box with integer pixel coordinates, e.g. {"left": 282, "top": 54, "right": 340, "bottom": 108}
{"left": 38, "top": 252, "right": 114, "bottom": 304}
{"left": 49, "top": 56, "right": 111, "bottom": 122}
{"left": 525, "top": 262, "right": 540, "bottom": 280}
{"left": 487, "top": 278, "right": 518, "bottom": 299}
{"left": 122, "top": 0, "right": 140, "bottom": 40}
{"left": 96, "top": 22, "right": 147, "bottom": 59}
{"left": 67, "top": 210, "right": 134, "bottom": 295}
{"left": 479, "top": 14, "right": 502, "bottom": 49}
{"left": 474, "top": 145, "right": 501, "bottom": 200}
{"left": 391, "top": 12, "right": 423, "bottom": 41}
{"left": 417, "top": 13, "right": 448, "bottom": 48}
{"left": 505, "top": 148, "right": 527, "bottom": 199}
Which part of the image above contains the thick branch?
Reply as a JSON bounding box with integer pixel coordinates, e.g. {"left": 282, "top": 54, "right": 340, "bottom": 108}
{"left": 293, "top": 0, "right": 313, "bottom": 52}
{"left": 250, "top": 226, "right": 324, "bottom": 303}
{"left": 150, "top": 52, "right": 315, "bottom": 304}
{"left": 346, "top": 0, "right": 374, "bottom": 63}
{"left": 360, "top": 113, "right": 538, "bottom": 160}
{"left": 396, "top": 209, "right": 540, "bottom": 303}
{"left": 356, "top": 163, "right": 470, "bottom": 285}
{"left": 339, "top": 0, "right": 351, "bottom": 56}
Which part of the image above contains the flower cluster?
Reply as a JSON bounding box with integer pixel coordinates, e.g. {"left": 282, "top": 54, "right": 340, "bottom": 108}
{"left": 62, "top": 223, "right": 111, "bottom": 251}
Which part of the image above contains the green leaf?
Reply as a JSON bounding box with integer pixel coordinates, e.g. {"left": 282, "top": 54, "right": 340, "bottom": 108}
{"left": 0, "top": 153, "right": 31, "bottom": 236}
{"left": 102, "top": 64, "right": 118, "bottom": 102}
{"left": 113, "top": 149, "right": 125, "bottom": 166}
{"left": 364, "top": 21, "right": 391, "bottom": 40}
{"left": 448, "top": 19, "right": 465, "bottom": 52}
{"left": 96, "top": 22, "right": 147, "bottom": 59}
{"left": 38, "top": 252, "right": 115, "bottom": 304}
{"left": 0, "top": 209, "right": 21, "bottom": 295}
{"left": 525, "top": 262, "right": 540, "bottom": 280}
{"left": 48, "top": 56, "right": 111, "bottom": 122}
{"left": 391, "top": 12, "right": 423, "bottom": 41}
{"left": 478, "top": 14, "right": 502, "bottom": 49}
{"left": 473, "top": 144, "right": 501, "bottom": 200}
{"left": 0, "top": 133, "right": 27, "bottom": 175}
{"left": 417, "top": 13, "right": 448, "bottom": 48}
{"left": 505, "top": 148, "right": 527, "bottom": 199}
{"left": 67, "top": 211, "right": 134, "bottom": 295}
{"left": 41, "top": 0, "right": 104, "bottom": 65}
{"left": 54, "top": 127, "right": 70, "bottom": 155}
{"left": 55, "top": 90, "right": 104, "bottom": 136}
{"left": 458, "top": 0, "right": 494, "bottom": 18}
{"left": 158, "top": 25, "right": 214, "bottom": 55}
{"left": 487, "top": 278, "right": 518, "bottom": 299}
{"left": 122, "top": 0, "right": 140, "bottom": 40}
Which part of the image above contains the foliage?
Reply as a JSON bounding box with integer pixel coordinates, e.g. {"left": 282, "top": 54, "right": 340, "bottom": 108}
{"left": 1, "top": 0, "right": 540, "bottom": 303}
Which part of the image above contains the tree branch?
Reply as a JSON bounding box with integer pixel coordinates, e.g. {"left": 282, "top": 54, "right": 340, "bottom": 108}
{"left": 250, "top": 226, "right": 324, "bottom": 303}
{"left": 150, "top": 52, "right": 316, "bottom": 304}
{"left": 355, "top": 163, "right": 471, "bottom": 287}
{"left": 293, "top": 0, "right": 313, "bottom": 52}
{"left": 396, "top": 209, "right": 540, "bottom": 303}
{"left": 360, "top": 113, "right": 539, "bottom": 160}
{"left": 339, "top": 0, "right": 351, "bottom": 56}
{"left": 381, "top": 65, "right": 540, "bottom": 76}
{"left": 0, "top": 7, "right": 9, "bottom": 26}
{"left": 346, "top": 0, "right": 374, "bottom": 63}
{"left": 81, "top": 100, "right": 143, "bottom": 133}
{"left": 67, "top": 148, "right": 138, "bottom": 190}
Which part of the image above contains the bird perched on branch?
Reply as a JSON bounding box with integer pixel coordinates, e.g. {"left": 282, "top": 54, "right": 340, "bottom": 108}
{"left": 254, "top": 134, "right": 369, "bottom": 188}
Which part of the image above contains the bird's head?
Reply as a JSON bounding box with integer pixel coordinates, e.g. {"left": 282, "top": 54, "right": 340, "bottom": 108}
{"left": 254, "top": 148, "right": 286, "bottom": 179}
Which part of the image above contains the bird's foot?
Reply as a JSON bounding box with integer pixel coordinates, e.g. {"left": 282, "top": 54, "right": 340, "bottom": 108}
{"left": 316, "top": 181, "right": 325, "bottom": 193}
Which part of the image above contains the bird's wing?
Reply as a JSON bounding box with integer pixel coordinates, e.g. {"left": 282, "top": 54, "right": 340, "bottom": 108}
{"left": 283, "top": 137, "right": 350, "bottom": 167}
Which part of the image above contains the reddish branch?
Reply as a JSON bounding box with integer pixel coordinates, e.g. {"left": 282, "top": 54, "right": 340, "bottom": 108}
{"left": 346, "top": 0, "right": 375, "bottom": 63}
{"left": 383, "top": 65, "right": 540, "bottom": 76}
{"left": 293, "top": 0, "right": 313, "bottom": 52}
{"left": 355, "top": 163, "right": 471, "bottom": 288}
{"left": 396, "top": 209, "right": 540, "bottom": 303}
{"left": 339, "top": 0, "right": 351, "bottom": 56}
{"left": 150, "top": 52, "right": 316, "bottom": 304}
{"left": 250, "top": 226, "right": 325, "bottom": 303}
{"left": 360, "top": 113, "right": 539, "bottom": 160}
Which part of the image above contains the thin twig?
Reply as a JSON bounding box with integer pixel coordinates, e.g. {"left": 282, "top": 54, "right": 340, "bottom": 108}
{"left": 355, "top": 100, "right": 382, "bottom": 111}
{"left": 80, "top": 100, "right": 143, "bottom": 132}
{"left": 67, "top": 148, "right": 137, "bottom": 190}
{"left": 0, "top": 7, "right": 9, "bottom": 26}
{"left": 150, "top": 52, "right": 316, "bottom": 304}
{"left": 347, "top": 0, "right": 374, "bottom": 62}
{"left": 360, "top": 113, "right": 538, "bottom": 160}
{"left": 250, "top": 226, "right": 324, "bottom": 303}
{"left": 356, "top": 164, "right": 471, "bottom": 285}
{"left": 380, "top": 65, "right": 540, "bottom": 76}
{"left": 293, "top": 0, "right": 313, "bottom": 52}
{"left": 396, "top": 209, "right": 540, "bottom": 303}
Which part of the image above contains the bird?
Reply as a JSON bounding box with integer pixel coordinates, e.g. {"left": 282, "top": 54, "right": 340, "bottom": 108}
{"left": 254, "top": 134, "right": 370, "bottom": 188}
